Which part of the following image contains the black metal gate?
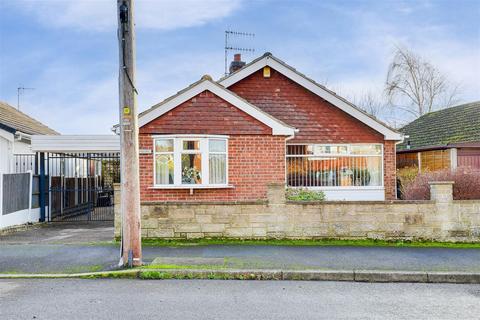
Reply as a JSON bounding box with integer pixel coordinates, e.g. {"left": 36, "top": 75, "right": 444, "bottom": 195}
{"left": 45, "top": 152, "right": 120, "bottom": 222}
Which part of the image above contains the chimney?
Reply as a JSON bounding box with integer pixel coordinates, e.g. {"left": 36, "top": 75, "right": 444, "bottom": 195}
{"left": 229, "top": 53, "right": 246, "bottom": 74}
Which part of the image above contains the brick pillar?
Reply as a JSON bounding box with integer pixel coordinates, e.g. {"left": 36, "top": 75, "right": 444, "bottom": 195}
{"left": 267, "top": 183, "right": 286, "bottom": 205}
{"left": 113, "top": 183, "right": 121, "bottom": 239}
{"left": 384, "top": 141, "right": 397, "bottom": 200}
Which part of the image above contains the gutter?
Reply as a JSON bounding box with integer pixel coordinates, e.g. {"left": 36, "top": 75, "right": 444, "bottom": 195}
{"left": 15, "top": 131, "right": 32, "bottom": 142}
{"left": 285, "top": 128, "right": 300, "bottom": 141}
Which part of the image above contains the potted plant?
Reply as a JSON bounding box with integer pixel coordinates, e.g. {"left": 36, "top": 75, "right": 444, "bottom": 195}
{"left": 182, "top": 167, "right": 201, "bottom": 184}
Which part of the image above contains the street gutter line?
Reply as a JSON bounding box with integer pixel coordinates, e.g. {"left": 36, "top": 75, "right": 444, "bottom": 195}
{"left": 0, "top": 269, "right": 479, "bottom": 283}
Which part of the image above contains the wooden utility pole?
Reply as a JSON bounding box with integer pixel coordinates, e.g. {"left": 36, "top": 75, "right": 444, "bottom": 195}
{"left": 117, "top": 0, "right": 142, "bottom": 267}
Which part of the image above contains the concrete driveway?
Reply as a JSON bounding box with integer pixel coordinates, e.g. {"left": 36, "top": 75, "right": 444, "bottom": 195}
{"left": 0, "top": 222, "right": 114, "bottom": 245}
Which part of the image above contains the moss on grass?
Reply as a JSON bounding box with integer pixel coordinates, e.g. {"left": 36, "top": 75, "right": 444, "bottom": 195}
{"left": 138, "top": 270, "right": 255, "bottom": 280}
{"left": 141, "top": 264, "right": 225, "bottom": 270}
{"left": 140, "top": 238, "right": 480, "bottom": 249}
{"left": 80, "top": 270, "right": 138, "bottom": 279}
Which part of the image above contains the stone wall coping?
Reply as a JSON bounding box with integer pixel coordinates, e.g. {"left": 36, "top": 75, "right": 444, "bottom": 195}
{"left": 141, "top": 200, "right": 268, "bottom": 206}
{"left": 452, "top": 200, "right": 480, "bottom": 204}
{"left": 287, "top": 200, "right": 435, "bottom": 205}
{"left": 138, "top": 200, "right": 438, "bottom": 206}
{"left": 267, "top": 182, "right": 286, "bottom": 187}
{"left": 428, "top": 181, "right": 455, "bottom": 185}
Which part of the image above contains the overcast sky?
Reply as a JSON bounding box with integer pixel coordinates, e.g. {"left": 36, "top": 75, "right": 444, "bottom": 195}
{"left": 1, "top": 0, "right": 479, "bottom": 134}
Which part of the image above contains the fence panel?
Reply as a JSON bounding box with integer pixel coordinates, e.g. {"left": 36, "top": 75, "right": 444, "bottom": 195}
{"left": 2, "top": 173, "right": 30, "bottom": 215}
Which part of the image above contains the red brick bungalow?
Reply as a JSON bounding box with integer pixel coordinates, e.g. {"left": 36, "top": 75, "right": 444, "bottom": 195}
{"left": 137, "top": 53, "right": 403, "bottom": 202}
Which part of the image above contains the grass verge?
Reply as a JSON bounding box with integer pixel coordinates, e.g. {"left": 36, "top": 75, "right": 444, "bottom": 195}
{"left": 139, "top": 238, "right": 480, "bottom": 249}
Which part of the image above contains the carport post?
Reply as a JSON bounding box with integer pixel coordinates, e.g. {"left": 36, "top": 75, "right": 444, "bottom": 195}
{"left": 39, "top": 152, "right": 46, "bottom": 222}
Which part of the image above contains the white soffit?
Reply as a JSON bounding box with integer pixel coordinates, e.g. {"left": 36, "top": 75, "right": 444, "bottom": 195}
{"left": 31, "top": 135, "right": 120, "bottom": 153}
{"left": 138, "top": 79, "right": 296, "bottom": 136}
{"left": 219, "top": 54, "right": 403, "bottom": 140}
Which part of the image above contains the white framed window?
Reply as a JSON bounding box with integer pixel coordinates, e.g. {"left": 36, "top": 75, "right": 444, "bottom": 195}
{"left": 286, "top": 143, "right": 383, "bottom": 188}
{"left": 153, "top": 135, "right": 228, "bottom": 188}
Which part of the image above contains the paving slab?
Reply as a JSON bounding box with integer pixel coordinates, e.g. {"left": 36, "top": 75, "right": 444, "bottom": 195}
{"left": 1, "top": 223, "right": 479, "bottom": 275}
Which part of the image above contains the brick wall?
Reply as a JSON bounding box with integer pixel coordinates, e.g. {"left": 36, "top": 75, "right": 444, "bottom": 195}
{"left": 384, "top": 140, "right": 397, "bottom": 200}
{"left": 227, "top": 67, "right": 398, "bottom": 199}
{"left": 139, "top": 90, "right": 286, "bottom": 202}
{"left": 139, "top": 135, "right": 286, "bottom": 202}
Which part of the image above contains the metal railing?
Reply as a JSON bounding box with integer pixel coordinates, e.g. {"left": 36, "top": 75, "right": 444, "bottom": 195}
{"left": 14, "top": 154, "right": 37, "bottom": 173}
{"left": 286, "top": 155, "right": 382, "bottom": 187}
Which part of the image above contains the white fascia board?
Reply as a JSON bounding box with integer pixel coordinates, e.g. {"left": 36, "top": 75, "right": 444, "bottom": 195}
{"left": 138, "top": 80, "right": 295, "bottom": 136}
{"left": 219, "top": 57, "right": 403, "bottom": 140}
{"left": 219, "top": 58, "right": 268, "bottom": 87}
{"left": 31, "top": 135, "right": 120, "bottom": 153}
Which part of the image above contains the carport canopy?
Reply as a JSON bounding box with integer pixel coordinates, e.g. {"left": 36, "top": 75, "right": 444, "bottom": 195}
{"left": 31, "top": 135, "right": 120, "bottom": 153}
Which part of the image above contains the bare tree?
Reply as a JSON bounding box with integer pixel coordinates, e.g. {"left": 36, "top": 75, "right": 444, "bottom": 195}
{"left": 385, "top": 47, "right": 460, "bottom": 118}
{"left": 353, "top": 91, "right": 388, "bottom": 118}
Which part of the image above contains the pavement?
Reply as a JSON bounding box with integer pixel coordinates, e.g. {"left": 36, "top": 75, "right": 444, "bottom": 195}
{"left": 1, "top": 279, "right": 479, "bottom": 319}
{"left": 1, "top": 222, "right": 480, "bottom": 282}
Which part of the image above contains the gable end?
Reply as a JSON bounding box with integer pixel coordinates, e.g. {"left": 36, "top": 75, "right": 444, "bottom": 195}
{"left": 219, "top": 54, "right": 402, "bottom": 141}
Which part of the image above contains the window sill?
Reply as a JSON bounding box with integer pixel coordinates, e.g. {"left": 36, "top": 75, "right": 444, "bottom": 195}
{"left": 288, "top": 186, "right": 384, "bottom": 190}
{"left": 149, "top": 185, "right": 234, "bottom": 190}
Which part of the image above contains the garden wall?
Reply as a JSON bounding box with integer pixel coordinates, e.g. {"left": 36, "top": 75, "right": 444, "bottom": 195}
{"left": 114, "top": 182, "right": 480, "bottom": 242}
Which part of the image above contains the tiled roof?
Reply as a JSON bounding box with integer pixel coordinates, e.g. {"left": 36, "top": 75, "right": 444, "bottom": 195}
{"left": 397, "top": 101, "right": 480, "bottom": 151}
{"left": 0, "top": 101, "right": 59, "bottom": 135}
{"left": 218, "top": 52, "right": 402, "bottom": 140}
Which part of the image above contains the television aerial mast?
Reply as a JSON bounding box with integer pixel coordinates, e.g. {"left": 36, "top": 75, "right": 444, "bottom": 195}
{"left": 224, "top": 30, "right": 255, "bottom": 76}
{"left": 17, "top": 86, "right": 35, "bottom": 110}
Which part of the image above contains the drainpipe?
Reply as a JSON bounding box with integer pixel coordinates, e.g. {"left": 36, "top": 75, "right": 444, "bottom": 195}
{"left": 284, "top": 129, "right": 299, "bottom": 188}
{"left": 394, "top": 134, "right": 406, "bottom": 199}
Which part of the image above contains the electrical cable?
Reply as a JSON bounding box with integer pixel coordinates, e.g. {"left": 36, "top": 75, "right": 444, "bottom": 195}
{"left": 121, "top": 27, "right": 138, "bottom": 95}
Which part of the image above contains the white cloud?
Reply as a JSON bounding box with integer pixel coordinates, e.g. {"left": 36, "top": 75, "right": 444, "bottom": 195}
{"left": 14, "top": 50, "right": 226, "bottom": 134}
{"left": 315, "top": 4, "right": 480, "bottom": 121}
{"left": 11, "top": 0, "right": 242, "bottom": 31}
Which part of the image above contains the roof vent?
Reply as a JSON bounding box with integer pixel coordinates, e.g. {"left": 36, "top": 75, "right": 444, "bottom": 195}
{"left": 229, "top": 54, "right": 246, "bottom": 74}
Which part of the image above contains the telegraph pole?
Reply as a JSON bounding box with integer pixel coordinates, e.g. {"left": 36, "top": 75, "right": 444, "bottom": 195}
{"left": 117, "top": 0, "right": 142, "bottom": 267}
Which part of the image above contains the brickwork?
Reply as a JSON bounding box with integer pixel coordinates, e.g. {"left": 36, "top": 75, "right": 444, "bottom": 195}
{"left": 227, "top": 67, "right": 398, "bottom": 199}
{"left": 383, "top": 140, "right": 397, "bottom": 200}
{"left": 139, "top": 135, "right": 286, "bottom": 202}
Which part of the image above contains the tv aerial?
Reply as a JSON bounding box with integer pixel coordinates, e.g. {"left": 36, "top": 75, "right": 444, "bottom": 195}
{"left": 224, "top": 30, "right": 255, "bottom": 76}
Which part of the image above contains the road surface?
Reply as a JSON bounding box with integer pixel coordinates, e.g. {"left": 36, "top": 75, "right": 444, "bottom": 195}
{"left": 1, "top": 279, "right": 479, "bottom": 319}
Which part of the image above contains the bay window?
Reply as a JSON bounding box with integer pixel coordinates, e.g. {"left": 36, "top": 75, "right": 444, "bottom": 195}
{"left": 286, "top": 144, "right": 383, "bottom": 188}
{"left": 154, "top": 136, "right": 228, "bottom": 187}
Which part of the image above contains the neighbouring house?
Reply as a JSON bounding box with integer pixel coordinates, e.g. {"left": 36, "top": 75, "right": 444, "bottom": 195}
{"left": 397, "top": 101, "right": 480, "bottom": 172}
{"left": 0, "top": 101, "right": 59, "bottom": 229}
{"left": 0, "top": 101, "right": 59, "bottom": 174}
{"left": 136, "top": 53, "right": 403, "bottom": 202}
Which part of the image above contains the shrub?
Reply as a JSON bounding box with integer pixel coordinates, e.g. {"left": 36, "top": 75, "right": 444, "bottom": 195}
{"left": 397, "top": 166, "right": 420, "bottom": 199}
{"left": 286, "top": 188, "right": 326, "bottom": 201}
{"left": 402, "top": 167, "right": 480, "bottom": 200}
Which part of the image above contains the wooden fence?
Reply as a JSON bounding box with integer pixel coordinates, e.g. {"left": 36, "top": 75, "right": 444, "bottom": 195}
{"left": 1, "top": 173, "right": 31, "bottom": 216}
